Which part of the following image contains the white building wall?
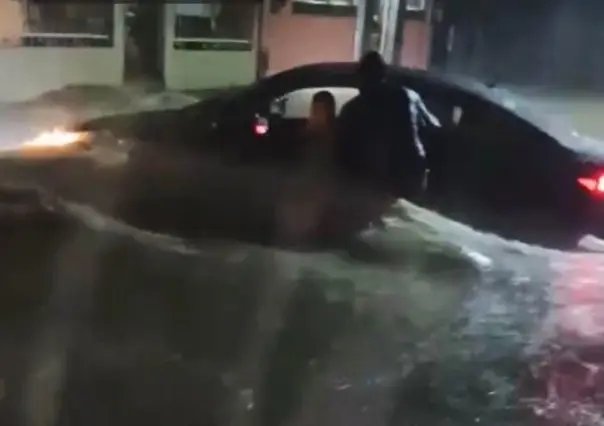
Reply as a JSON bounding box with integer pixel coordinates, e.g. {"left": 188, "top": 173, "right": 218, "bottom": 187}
{"left": 0, "top": 4, "right": 126, "bottom": 103}
{"left": 162, "top": 4, "right": 257, "bottom": 91}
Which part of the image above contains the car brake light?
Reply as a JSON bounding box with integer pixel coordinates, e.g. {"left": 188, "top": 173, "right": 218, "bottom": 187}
{"left": 578, "top": 174, "right": 604, "bottom": 195}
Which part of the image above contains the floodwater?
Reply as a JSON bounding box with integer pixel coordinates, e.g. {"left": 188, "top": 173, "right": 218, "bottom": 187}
{"left": 1, "top": 90, "right": 604, "bottom": 426}
{"left": 0, "top": 143, "right": 602, "bottom": 426}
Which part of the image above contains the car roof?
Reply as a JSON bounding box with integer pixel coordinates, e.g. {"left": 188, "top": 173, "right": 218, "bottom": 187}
{"left": 260, "top": 62, "right": 542, "bottom": 121}
{"left": 252, "top": 62, "right": 603, "bottom": 157}
{"left": 258, "top": 62, "right": 486, "bottom": 96}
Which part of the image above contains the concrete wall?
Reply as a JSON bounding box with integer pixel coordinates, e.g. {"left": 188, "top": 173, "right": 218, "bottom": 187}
{"left": 162, "top": 4, "right": 258, "bottom": 91}
{"left": 0, "top": 4, "right": 126, "bottom": 103}
{"left": 263, "top": 3, "right": 357, "bottom": 75}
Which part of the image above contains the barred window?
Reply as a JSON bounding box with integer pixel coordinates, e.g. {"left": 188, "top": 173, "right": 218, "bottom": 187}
{"left": 21, "top": 1, "right": 114, "bottom": 47}
{"left": 174, "top": 3, "right": 255, "bottom": 41}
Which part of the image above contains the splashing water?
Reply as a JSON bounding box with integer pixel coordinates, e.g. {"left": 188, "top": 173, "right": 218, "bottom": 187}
{"left": 1, "top": 136, "right": 604, "bottom": 424}
{"left": 28, "top": 189, "right": 565, "bottom": 424}
{"left": 9, "top": 181, "right": 604, "bottom": 423}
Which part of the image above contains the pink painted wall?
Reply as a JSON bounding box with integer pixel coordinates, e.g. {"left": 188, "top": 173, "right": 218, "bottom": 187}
{"left": 399, "top": 20, "right": 431, "bottom": 69}
{"left": 262, "top": 3, "right": 357, "bottom": 75}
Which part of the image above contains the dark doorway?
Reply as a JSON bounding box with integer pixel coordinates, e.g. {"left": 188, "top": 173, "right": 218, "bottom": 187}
{"left": 124, "top": 3, "right": 165, "bottom": 86}
{"left": 428, "top": 0, "right": 449, "bottom": 71}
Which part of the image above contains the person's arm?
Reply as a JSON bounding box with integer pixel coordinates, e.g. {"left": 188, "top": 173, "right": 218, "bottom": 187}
{"left": 404, "top": 88, "right": 440, "bottom": 128}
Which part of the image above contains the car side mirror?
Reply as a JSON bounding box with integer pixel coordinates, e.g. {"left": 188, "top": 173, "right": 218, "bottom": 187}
{"left": 269, "top": 97, "right": 287, "bottom": 116}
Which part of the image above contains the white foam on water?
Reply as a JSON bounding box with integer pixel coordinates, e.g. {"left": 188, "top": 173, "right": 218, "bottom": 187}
{"left": 50, "top": 194, "right": 514, "bottom": 334}
{"left": 12, "top": 177, "right": 604, "bottom": 425}
{"left": 60, "top": 200, "right": 202, "bottom": 256}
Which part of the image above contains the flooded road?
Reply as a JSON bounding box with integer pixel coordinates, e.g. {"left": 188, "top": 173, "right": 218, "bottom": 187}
{"left": 0, "top": 146, "right": 602, "bottom": 426}
{"left": 0, "top": 89, "right": 603, "bottom": 426}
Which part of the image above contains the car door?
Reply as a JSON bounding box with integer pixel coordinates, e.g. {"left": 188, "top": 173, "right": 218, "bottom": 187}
{"left": 449, "top": 98, "right": 566, "bottom": 237}
{"left": 210, "top": 87, "right": 294, "bottom": 163}
{"left": 412, "top": 91, "right": 526, "bottom": 226}
{"left": 211, "top": 92, "right": 269, "bottom": 161}
{"left": 409, "top": 90, "right": 483, "bottom": 207}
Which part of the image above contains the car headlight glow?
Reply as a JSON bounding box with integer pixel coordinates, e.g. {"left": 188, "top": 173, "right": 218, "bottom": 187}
{"left": 21, "top": 128, "right": 92, "bottom": 150}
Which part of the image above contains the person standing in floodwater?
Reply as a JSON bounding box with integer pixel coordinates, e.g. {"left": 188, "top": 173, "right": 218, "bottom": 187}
{"left": 322, "top": 51, "right": 428, "bottom": 239}
{"left": 277, "top": 90, "right": 338, "bottom": 246}
{"left": 336, "top": 51, "right": 427, "bottom": 199}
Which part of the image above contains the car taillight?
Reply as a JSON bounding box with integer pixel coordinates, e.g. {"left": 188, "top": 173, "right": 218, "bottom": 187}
{"left": 578, "top": 174, "right": 604, "bottom": 196}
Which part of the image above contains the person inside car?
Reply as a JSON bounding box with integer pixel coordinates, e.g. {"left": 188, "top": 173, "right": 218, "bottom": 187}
{"left": 335, "top": 50, "right": 428, "bottom": 200}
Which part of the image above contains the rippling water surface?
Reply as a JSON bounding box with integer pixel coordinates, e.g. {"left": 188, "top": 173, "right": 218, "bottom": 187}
{"left": 0, "top": 178, "right": 600, "bottom": 426}
{"left": 1, "top": 119, "right": 604, "bottom": 425}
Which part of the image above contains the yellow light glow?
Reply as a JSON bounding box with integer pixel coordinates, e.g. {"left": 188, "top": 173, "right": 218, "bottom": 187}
{"left": 22, "top": 128, "right": 90, "bottom": 149}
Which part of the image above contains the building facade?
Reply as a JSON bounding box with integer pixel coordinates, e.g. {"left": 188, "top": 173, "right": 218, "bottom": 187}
{"left": 0, "top": 0, "right": 434, "bottom": 102}
{"left": 0, "top": 2, "right": 125, "bottom": 102}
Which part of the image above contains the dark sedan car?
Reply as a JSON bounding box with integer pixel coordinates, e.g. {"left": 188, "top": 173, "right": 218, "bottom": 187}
{"left": 76, "top": 62, "right": 604, "bottom": 248}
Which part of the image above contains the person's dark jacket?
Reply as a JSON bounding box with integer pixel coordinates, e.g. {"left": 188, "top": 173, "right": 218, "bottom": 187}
{"left": 335, "top": 83, "right": 432, "bottom": 197}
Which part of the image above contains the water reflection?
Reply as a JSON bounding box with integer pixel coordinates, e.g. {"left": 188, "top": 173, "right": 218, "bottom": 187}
{"left": 5, "top": 187, "right": 604, "bottom": 425}
{"left": 0, "top": 193, "right": 486, "bottom": 426}
{"left": 550, "top": 253, "right": 604, "bottom": 344}
{"left": 518, "top": 252, "right": 604, "bottom": 426}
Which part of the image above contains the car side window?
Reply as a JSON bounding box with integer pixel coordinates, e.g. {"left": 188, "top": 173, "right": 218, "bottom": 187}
{"left": 456, "top": 100, "right": 546, "bottom": 155}
{"left": 457, "top": 102, "right": 513, "bottom": 140}
{"left": 269, "top": 87, "right": 359, "bottom": 119}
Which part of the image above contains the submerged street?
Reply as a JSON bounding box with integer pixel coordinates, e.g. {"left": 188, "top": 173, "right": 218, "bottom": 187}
{"left": 0, "top": 177, "right": 549, "bottom": 426}
{"left": 0, "top": 0, "right": 603, "bottom": 423}
{"left": 0, "top": 88, "right": 602, "bottom": 426}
